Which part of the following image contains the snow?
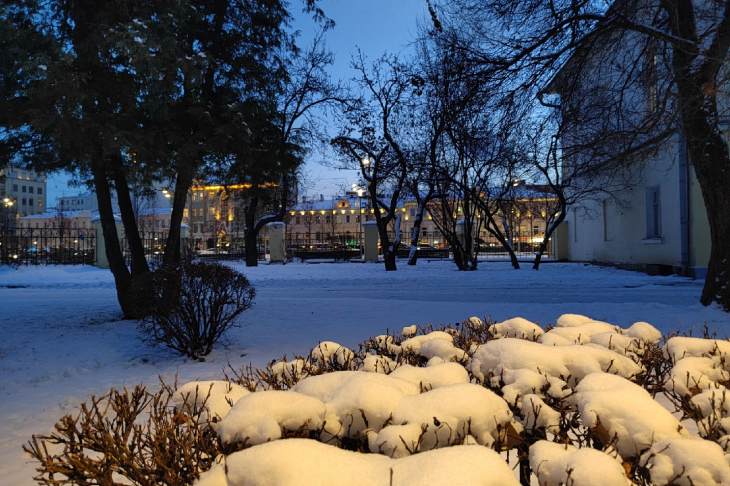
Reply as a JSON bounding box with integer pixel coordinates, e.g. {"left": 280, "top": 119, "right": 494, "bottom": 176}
{"left": 640, "top": 437, "right": 730, "bottom": 485}
{"left": 294, "top": 371, "right": 419, "bottom": 439}
{"left": 371, "top": 383, "right": 518, "bottom": 456}
{"left": 401, "top": 331, "right": 467, "bottom": 362}
{"left": 529, "top": 440, "right": 629, "bottom": 486}
{"left": 489, "top": 316, "right": 544, "bottom": 340}
{"left": 666, "top": 356, "right": 729, "bottom": 397}
{"left": 310, "top": 341, "right": 355, "bottom": 368}
{"left": 665, "top": 336, "right": 730, "bottom": 361}
{"left": 215, "top": 390, "right": 327, "bottom": 446}
{"left": 2, "top": 261, "right": 730, "bottom": 484}
{"left": 360, "top": 353, "right": 397, "bottom": 373}
{"left": 520, "top": 394, "right": 560, "bottom": 434}
{"left": 401, "top": 324, "right": 417, "bottom": 337}
{"left": 470, "top": 338, "right": 642, "bottom": 390}
{"left": 389, "top": 362, "right": 469, "bottom": 390}
{"left": 574, "top": 373, "right": 689, "bottom": 458}
{"left": 196, "top": 438, "right": 519, "bottom": 486}
{"left": 173, "top": 380, "right": 249, "bottom": 421}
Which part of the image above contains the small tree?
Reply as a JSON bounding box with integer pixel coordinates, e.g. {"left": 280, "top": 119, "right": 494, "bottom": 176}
{"left": 143, "top": 262, "right": 255, "bottom": 359}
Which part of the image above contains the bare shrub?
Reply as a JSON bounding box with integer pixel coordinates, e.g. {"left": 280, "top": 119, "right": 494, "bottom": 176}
{"left": 142, "top": 262, "right": 255, "bottom": 359}
{"left": 24, "top": 382, "right": 221, "bottom": 485}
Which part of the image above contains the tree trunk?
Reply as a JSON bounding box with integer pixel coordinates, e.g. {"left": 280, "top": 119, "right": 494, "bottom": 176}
{"left": 533, "top": 210, "right": 566, "bottom": 270}
{"left": 680, "top": 107, "right": 730, "bottom": 310}
{"left": 245, "top": 229, "right": 259, "bottom": 267}
{"left": 486, "top": 219, "right": 520, "bottom": 269}
{"left": 163, "top": 158, "right": 194, "bottom": 267}
{"left": 112, "top": 165, "right": 149, "bottom": 276}
{"left": 244, "top": 197, "right": 259, "bottom": 267}
{"left": 92, "top": 160, "right": 148, "bottom": 319}
{"left": 383, "top": 249, "right": 397, "bottom": 271}
{"left": 665, "top": 0, "right": 730, "bottom": 310}
{"left": 407, "top": 201, "right": 427, "bottom": 266}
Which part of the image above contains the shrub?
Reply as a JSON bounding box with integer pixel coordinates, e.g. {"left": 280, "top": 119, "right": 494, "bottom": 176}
{"left": 143, "top": 262, "right": 255, "bottom": 359}
{"left": 24, "top": 382, "right": 222, "bottom": 485}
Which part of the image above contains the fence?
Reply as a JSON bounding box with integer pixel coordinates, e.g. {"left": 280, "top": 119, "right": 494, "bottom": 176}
{"left": 286, "top": 232, "right": 363, "bottom": 261}
{"left": 0, "top": 225, "right": 552, "bottom": 266}
{"left": 0, "top": 227, "right": 96, "bottom": 265}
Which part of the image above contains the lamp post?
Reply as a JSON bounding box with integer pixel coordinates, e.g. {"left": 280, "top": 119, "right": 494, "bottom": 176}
{"left": 2, "top": 197, "right": 15, "bottom": 231}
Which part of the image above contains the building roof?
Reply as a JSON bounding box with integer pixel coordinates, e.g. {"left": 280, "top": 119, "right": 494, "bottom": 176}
{"left": 21, "top": 209, "right": 94, "bottom": 220}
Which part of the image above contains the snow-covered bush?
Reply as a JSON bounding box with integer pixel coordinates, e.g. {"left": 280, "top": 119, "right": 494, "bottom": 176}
{"left": 25, "top": 383, "right": 222, "bottom": 485}
{"left": 142, "top": 262, "right": 255, "bottom": 359}
{"left": 28, "top": 313, "right": 730, "bottom": 486}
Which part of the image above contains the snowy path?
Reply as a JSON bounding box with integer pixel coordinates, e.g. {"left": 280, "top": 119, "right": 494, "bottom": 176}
{"left": 1, "top": 261, "right": 728, "bottom": 483}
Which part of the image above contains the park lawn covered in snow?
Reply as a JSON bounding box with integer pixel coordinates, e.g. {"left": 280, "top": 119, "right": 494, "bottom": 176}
{"left": 1, "top": 260, "right": 730, "bottom": 484}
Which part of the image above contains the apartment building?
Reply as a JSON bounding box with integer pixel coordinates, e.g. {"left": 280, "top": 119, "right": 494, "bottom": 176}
{"left": 0, "top": 166, "right": 47, "bottom": 220}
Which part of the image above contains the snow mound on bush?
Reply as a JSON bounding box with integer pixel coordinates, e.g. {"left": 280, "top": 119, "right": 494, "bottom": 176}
{"left": 310, "top": 341, "right": 355, "bottom": 367}
{"left": 369, "top": 383, "right": 518, "bottom": 457}
{"left": 545, "top": 315, "right": 661, "bottom": 350}
{"left": 665, "top": 336, "right": 730, "bottom": 361}
{"left": 666, "top": 356, "right": 729, "bottom": 397}
{"left": 529, "top": 440, "right": 629, "bottom": 486}
{"left": 626, "top": 321, "right": 662, "bottom": 343}
{"left": 489, "top": 317, "right": 543, "bottom": 341}
{"left": 401, "top": 331, "right": 466, "bottom": 362}
{"left": 520, "top": 394, "right": 560, "bottom": 434}
{"left": 575, "top": 373, "right": 689, "bottom": 458}
{"left": 466, "top": 316, "right": 485, "bottom": 329}
{"left": 294, "top": 371, "right": 420, "bottom": 439}
{"left": 470, "top": 338, "right": 641, "bottom": 393}
{"left": 401, "top": 325, "right": 417, "bottom": 337}
{"left": 215, "top": 390, "right": 327, "bottom": 446}
{"left": 389, "top": 362, "right": 469, "bottom": 390}
{"left": 640, "top": 437, "right": 730, "bottom": 485}
{"left": 269, "top": 358, "right": 308, "bottom": 382}
{"left": 196, "top": 438, "right": 519, "bottom": 486}
{"left": 173, "top": 381, "right": 249, "bottom": 421}
{"left": 360, "top": 354, "right": 397, "bottom": 373}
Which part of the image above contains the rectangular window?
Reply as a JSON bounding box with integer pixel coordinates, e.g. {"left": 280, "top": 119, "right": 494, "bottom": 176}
{"left": 28, "top": 186, "right": 34, "bottom": 194}
{"left": 37, "top": 188, "right": 42, "bottom": 195}
{"left": 645, "top": 187, "right": 661, "bottom": 238}
{"left": 22, "top": 198, "right": 26, "bottom": 205}
{"left": 29, "top": 198, "right": 34, "bottom": 207}
{"left": 12, "top": 184, "right": 18, "bottom": 191}
{"left": 22, "top": 185, "right": 26, "bottom": 193}
{"left": 346, "top": 215, "right": 351, "bottom": 223}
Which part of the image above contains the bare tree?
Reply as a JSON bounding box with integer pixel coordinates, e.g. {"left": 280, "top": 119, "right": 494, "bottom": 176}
{"left": 236, "top": 33, "right": 344, "bottom": 266}
{"left": 434, "top": 0, "right": 730, "bottom": 310}
{"left": 331, "top": 54, "right": 412, "bottom": 271}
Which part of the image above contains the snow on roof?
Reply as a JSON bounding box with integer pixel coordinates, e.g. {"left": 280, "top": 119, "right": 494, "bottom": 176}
{"left": 20, "top": 209, "right": 93, "bottom": 220}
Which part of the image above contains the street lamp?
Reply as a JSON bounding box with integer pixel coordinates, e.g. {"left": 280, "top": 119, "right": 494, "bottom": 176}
{"left": 2, "top": 197, "right": 16, "bottom": 231}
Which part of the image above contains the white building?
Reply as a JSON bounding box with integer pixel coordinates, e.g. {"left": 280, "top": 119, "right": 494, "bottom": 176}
{"left": 547, "top": 5, "right": 714, "bottom": 278}
{"left": 0, "top": 166, "right": 47, "bottom": 218}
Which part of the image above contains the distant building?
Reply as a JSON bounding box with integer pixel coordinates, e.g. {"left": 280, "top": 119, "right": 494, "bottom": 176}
{"left": 57, "top": 192, "right": 104, "bottom": 212}
{"left": 18, "top": 209, "right": 94, "bottom": 231}
{"left": 0, "top": 166, "right": 47, "bottom": 219}
{"left": 286, "top": 185, "right": 554, "bottom": 252}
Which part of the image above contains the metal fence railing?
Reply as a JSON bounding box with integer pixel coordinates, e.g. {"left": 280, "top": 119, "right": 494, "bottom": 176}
{"left": 0, "top": 227, "right": 96, "bottom": 265}
{"left": 0, "top": 225, "right": 551, "bottom": 266}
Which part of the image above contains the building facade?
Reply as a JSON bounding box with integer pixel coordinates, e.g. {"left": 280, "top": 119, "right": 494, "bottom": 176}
{"left": 0, "top": 166, "right": 47, "bottom": 224}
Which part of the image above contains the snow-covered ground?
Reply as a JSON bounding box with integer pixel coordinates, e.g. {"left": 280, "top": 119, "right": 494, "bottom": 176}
{"left": 1, "top": 260, "right": 729, "bottom": 484}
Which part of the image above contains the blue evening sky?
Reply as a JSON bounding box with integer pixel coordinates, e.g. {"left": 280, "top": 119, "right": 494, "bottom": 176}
{"left": 46, "top": 0, "right": 430, "bottom": 206}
